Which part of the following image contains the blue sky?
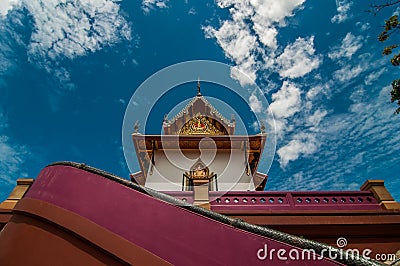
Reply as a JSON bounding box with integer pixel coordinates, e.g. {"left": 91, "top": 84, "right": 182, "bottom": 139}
{"left": 0, "top": 0, "right": 399, "bottom": 201}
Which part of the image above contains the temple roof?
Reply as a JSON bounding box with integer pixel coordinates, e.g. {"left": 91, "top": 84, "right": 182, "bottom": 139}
{"left": 163, "top": 82, "right": 235, "bottom": 135}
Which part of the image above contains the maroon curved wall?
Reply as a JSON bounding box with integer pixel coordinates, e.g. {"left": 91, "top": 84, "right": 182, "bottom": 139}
{"left": 1, "top": 165, "right": 344, "bottom": 265}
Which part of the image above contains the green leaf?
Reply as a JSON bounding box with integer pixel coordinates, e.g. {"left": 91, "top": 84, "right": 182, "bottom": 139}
{"left": 385, "top": 15, "right": 399, "bottom": 31}
{"left": 379, "top": 31, "right": 389, "bottom": 42}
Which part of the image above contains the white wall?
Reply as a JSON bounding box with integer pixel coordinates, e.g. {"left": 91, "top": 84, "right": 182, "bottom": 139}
{"left": 145, "top": 149, "right": 255, "bottom": 191}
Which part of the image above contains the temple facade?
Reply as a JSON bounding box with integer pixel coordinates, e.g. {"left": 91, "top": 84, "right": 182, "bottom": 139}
{"left": 130, "top": 82, "right": 268, "bottom": 204}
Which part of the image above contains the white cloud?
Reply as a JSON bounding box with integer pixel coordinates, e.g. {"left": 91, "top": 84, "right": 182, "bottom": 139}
{"left": 204, "top": 0, "right": 305, "bottom": 85}
{"left": 292, "top": 171, "right": 304, "bottom": 184}
{"left": 0, "top": 6, "right": 28, "bottom": 86}
{"left": 188, "top": 7, "right": 196, "bottom": 15}
{"left": 249, "top": 93, "right": 262, "bottom": 113}
{"left": 272, "top": 96, "right": 327, "bottom": 168}
{"left": 320, "top": 85, "right": 400, "bottom": 180}
{"left": 230, "top": 57, "right": 258, "bottom": 85}
{"left": 271, "top": 83, "right": 400, "bottom": 196}
{"left": 0, "top": 112, "right": 29, "bottom": 194}
{"left": 307, "top": 109, "right": 328, "bottom": 128}
{"left": 0, "top": 0, "right": 20, "bottom": 17}
{"left": 25, "top": 0, "right": 132, "bottom": 68}
{"left": 331, "top": 0, "right": 352, "bottom": 24}
{"left": 349, "top": 85, "right": 364, "bottom": 103}
{"left": 365, "top": 68, "right": 387, "bottom": 86}
{"left": 204, "top": 20, "right": 258, "bottom": 85}
{"left": 255, "top": 27, "right": 278, "bottom": 50}
{"left": 205, "top": 20, "right": 257, "bottom": 66}
{"left": 276, "top": 36, "right": 322, "bottom": 78}
{"left": 333, "top": 64, "right": 363, "bottom": 83}
{"left": 249, "top": 0, "right": 305, "bottom": 48}
{"left": 268, "top": 81, "right": 329, "bottom": 168}
{"left": 328, "top": 33, "right": 363, "bottom": 60}
{"left": 0, "top": 0, "right": 133, "bottom": 111}
{"left": 270, "top": 81, "right": 302, "bottom": 119}
{"left": 0, "top": 136, "right": 28, "bottom": 183}
{"left": 0, "top": 0, "right": 132, "bottom": 98}
{"left": 356, "top": 21, "right": 370, "bottom": 32}
{"left": 268, "top": 81, "right": 302, "bottom": 136}
{"left": 306, "top": 84, "right": 330, "bottom": 100}
{"left": 251, "top": 0, "right": 305, "bottom": 24}
{"left": 142, "top": 0, "right": 169, "bottom": 13}
{"left": 277, "top": 133, "right": 319, "bottom": 167}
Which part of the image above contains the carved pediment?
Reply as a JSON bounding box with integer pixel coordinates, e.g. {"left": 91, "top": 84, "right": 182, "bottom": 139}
{"left": 184, "top": 158, "right": 211, "bottom": 180}
{"left": 191, "top": 159, "right": 209, "bottom": 179}
{"left": 178, "top": 114, "right": 225, "bottom": 135}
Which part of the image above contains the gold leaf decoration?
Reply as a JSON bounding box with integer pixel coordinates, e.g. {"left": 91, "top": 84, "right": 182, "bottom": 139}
{"left": 178, "top": 114, "right": 225, "bottom": 135}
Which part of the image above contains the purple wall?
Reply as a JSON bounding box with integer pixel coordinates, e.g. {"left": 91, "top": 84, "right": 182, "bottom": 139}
{"left": 25, "top": 165, "right": 344, "bottom": 266}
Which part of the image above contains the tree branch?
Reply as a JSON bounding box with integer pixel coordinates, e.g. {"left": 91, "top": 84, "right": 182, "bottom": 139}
{"left": 370, "top": 1, "right": 400, "bottom": 14}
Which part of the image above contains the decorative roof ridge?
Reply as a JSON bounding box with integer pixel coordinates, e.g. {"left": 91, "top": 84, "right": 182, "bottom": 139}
{"left": 200, "top": 96, "right": 232, "bottom": 125}
{"left": 168, "top": 96, "right": 198, "bottom": 122}
{"left": 167, "top": 95, "right": 233, "bottom": 126}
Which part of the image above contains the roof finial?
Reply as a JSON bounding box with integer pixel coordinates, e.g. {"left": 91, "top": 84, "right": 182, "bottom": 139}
{"left": 133, "top": 120, "right": 140, "bottom": 134}
{"left": 197, "top": 77, "right": 201, "bottom": 96}
{"left": 260, "top": 121, "right": 266, "bottom": 134}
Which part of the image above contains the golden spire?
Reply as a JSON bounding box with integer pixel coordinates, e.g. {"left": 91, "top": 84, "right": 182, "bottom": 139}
{"left": 197, "top": 77, "right": 201, "bottom": 96}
